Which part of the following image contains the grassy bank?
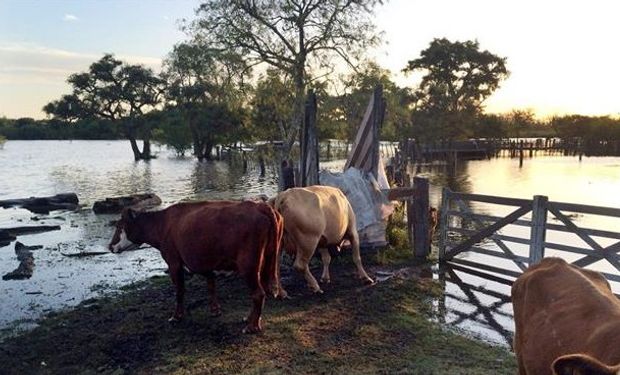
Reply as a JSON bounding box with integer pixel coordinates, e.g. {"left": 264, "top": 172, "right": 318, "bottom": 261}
{"left": 0, "top": 250, "right": 516, "bottom": 375}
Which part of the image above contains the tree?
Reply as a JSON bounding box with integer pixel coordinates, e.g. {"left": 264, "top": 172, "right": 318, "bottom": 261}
{"left": 251, "top": 69, "right": 296, "bottom": 142}
{"left": 334, "top": 61, "right": 413, "bottom": 141}
{"left": 404, "top": 38, "right": 509, "bottom": 141}
{"left": 150, "top": 109, "right": 193, "bottom": 156}
{"left": 191, "top": 0, "right": 383, "bottom": 158}
{"left": 44, "top": 54, "right": 164, "bottom": 160}
{"left": 162, "top": 42, "right": 250, "bottom": 160}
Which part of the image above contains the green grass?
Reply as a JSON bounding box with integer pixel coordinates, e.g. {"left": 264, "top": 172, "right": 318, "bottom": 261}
{"left": 0, "top": 256, "right": 517, "bottom": 375}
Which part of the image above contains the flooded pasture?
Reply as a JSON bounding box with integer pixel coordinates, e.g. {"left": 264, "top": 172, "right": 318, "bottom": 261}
{"left": 1, "top": 140, "right": 620, "bottom": 347}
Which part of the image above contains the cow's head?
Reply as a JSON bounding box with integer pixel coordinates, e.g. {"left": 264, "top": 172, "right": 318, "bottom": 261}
{"left": 109, "top": 208, "right": 142, "bottom": 253}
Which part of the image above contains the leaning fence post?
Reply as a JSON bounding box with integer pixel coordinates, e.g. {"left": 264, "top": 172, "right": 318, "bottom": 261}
{"left": 413, "top": 177, "right": 430, "bottom": 258}
{"left": 438, "top": 187, "right": 450, "bottom": 262}
{"left": 529, "top": 195, "right": 548, "bottom": 265}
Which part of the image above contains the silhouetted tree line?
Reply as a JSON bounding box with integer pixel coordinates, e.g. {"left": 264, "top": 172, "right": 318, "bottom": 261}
{"left": 3, "top": 2, "right": 619, "bottom": 160}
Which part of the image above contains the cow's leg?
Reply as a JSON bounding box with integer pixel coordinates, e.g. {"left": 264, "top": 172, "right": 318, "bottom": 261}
{"left": 168, "top": 263, "right": 185, "bottom": 322}
{"left": 205, "top": 271, "right": 222, "bottom": 317}
{"left": 259, "top": 244, "right": 288, "bottom": 299}
{"left": 294, "top": 250, "right": 322, "bottom": 293}
{"left": 348, "top": 230, "right": 374, "bottom": 285}
{"left": 242, "top": 273, "right": 265, "bottom": 334}
{"left": 319, "top": 247, "right": 332, "bottom": 284}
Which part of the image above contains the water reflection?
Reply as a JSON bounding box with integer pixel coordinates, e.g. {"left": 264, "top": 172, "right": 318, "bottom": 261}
{"left": 433, "top": 263, "right": 515, "bottom": 348}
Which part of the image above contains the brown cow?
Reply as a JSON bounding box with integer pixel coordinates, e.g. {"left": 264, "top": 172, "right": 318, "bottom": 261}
{"left": 512, "top": 257, "right": 620, "bottom": 374}
{"left": 270, "top": 185, "right": 373, "bottom": 294}
{"left": 108, "top": 200, "right": 285, "bottom": 333}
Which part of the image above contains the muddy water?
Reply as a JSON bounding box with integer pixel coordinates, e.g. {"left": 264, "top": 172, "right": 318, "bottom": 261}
{"left": 0, "top": 140, "right": 280, "bottom": 334}
{"left": 1, "top": 140, "right": 619, "bottom": 346}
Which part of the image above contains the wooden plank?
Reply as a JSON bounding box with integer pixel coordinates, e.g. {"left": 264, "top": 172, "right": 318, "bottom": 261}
{"left": 449, "top": 192, "right": 531, "bottom": 207}
{"left": 413, "top": 177, "right": 430, "bottom": 258}
{"left": 572, "top": 241, "right": 620, "bottom": 270}
{"left": 600, "top": 271, "right": 620, "bottom": 284}
{"left": 548, "top": 204, "right": 620, "bottom": 271}
{"left": 439, "top": 187, "right": 451, "bottom": 261}
{"left": 448, "top": 258, "right": 523, "bottom": 278}
{"left": 452, "top": 199, "right": 528, "bottom": 271}
{"left": 446, "top": 204, "right": 530, "bottom": 260}
{"left": 384, "top": 187, "right": 416, "bottom": 201}
{"left": 529, "top": 195, "right": 548, "bottom": 264}
{"left": 550, "top": 201, "right": 620, "bottom": 218}
{"left": 449, "top": 211, "right": 620, "bottom": 240}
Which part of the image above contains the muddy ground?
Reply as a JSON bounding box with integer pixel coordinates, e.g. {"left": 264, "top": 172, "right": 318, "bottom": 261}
{"left": 0, "top": 253, "right": 517, "bottom": 375}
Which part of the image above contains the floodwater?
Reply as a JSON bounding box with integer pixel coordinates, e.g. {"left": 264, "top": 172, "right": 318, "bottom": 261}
{"left": 1, "top": 140, "right": 620, "bottom": 347}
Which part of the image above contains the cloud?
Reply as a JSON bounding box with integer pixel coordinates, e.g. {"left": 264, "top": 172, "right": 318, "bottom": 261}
{"left": 0, "top": 42, "right": 163, "bottom": 118}
{"left": 63, "top": 14, "right": 79, "bottom": 22}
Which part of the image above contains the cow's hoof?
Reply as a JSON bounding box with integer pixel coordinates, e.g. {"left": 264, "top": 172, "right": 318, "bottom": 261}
{"left": 275, "top": 290, "right": 291, "bottom": 300}
{"left": 210, "top": 309, "right": 222, "bottom": 317}
{"left": 320, "top": 277, "right": 331, "bottom": 284}
{"left": 242, "top": 325, "right": 262, "bottom": 334}
{"left": 168, "top": 316, "right": 182, "bottom": 323}
{"left": 313, "top": 288, "right": 324, "bottom": 294}
{"left": 362, "top": 277, "right": 375, "bottom": 285}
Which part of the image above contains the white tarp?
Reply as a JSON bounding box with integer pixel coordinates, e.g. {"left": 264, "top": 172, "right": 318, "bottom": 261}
{"left": 319, "top": 164, "right": 394, "bottom": 247}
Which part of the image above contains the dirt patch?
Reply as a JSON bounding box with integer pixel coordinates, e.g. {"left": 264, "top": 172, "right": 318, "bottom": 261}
{"left": 0, "top": 256, "right": 517, "bottom": 374}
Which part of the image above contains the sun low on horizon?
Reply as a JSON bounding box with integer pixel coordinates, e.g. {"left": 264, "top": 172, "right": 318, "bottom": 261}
{"left": 1, "top": 0, "right": 619, "bottom": 120}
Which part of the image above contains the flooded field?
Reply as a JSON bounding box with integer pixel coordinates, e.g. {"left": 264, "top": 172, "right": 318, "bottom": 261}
{"left": 1, "top": 140, "right": 619, "bottom": 346}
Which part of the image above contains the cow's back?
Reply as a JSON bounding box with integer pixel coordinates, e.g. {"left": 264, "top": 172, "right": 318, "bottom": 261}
{"left": 512, "top": 257, "right": 620, "bottom": 374}
{"left": 303, "top": 185, "right": 353, "bottom": 243}
{"left": 275, "top": 186, "right": 351, "bottom": 246}
{"left": 161, "top": 201, "right": 273, "bottom": 274}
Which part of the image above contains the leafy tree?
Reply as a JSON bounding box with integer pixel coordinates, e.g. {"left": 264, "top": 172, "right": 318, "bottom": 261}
{"left": 505, "top": 109, "right": 538, "bottom": 137}
{"left": 150, "top": 110, "right": 193, "bottom": 156}
{"left": 334, "top": 61, "right": 413, "bottom": 141}
{"left": 404, "top": 38, "right": 509, "bottom": 141}
{"left": 162, "top": 41, "right": 250, "bottom": 160}
{"left": 44, "top": 54, "right": 164, "bottom": 160}
{"left": 251, "top": 69, "right": 296, "bottom": 142}
{"left": 191, "top": 0, "right": 384, "bottom": 159}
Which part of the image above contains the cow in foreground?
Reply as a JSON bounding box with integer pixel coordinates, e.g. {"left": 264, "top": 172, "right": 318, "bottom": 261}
{"left": 270, "top": 185, "right": 373, "bottom": 294}
{"left": 512, "top": 257, "right": 620, "bottom": 374}
{"left": 108, "top": 200, "right": 285, "bottom": 333}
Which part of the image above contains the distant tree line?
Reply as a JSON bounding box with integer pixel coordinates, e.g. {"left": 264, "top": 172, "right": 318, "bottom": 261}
{"left": 2, "top": 1, "right": 619, "bottom": 161}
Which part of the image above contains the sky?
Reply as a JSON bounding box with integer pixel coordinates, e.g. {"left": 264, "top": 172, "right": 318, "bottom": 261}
{"left": 1, "top": 0, "right": 619, "bottom": 120}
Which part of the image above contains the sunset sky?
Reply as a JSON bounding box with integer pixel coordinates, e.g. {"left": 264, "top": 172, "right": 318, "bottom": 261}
{"left": 1, "top": 0, "right": 619, "bottom": 120}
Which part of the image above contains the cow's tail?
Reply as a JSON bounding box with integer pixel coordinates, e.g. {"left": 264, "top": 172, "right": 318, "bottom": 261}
{"left": 260, "top": 205, "right": 285, "bottom": 298}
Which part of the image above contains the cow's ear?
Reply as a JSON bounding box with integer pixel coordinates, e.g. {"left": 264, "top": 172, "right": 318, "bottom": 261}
{"left": 552, "top": 354, "right": 619, "bottom": 375}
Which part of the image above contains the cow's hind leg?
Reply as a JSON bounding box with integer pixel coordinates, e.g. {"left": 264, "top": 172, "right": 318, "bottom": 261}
{"left": 348, "top": 230, "right": 374, "bottom": 285}
{"left": 205, "top": 271, "right": 222, "bottom": 317}
{"left": 294, "top": 249, "right": 322, "bottom": 293}
{"left": 168, "top": 263, "right": 185, "bottom": 322}
{"left": 319, "top": 247, "right": 332, "bottom": 284}
{"left": 242, "top": 273, "right": 265, "bottom": 334}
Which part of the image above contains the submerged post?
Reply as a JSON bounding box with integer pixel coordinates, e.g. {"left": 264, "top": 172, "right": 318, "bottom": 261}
{"left": 413, "top": 177, "right": 430, "bottom": 258}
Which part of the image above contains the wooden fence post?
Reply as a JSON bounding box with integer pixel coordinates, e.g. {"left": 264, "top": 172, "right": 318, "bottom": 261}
{"left": 413, "top": 177, "right": 430, "bottom": 258}
{"left": 438, "top": 187, "right": 450, "bottom": 262}
{"left": 529, "top": 195, "right": 548, "bottom": 265}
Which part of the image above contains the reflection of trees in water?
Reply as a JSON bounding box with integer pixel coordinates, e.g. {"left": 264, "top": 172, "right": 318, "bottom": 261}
{"left": 50, "top": 162, "right": 155, "bottom": 204}
{"left": 189, "top": 160, "right": 279, "bottom": 200}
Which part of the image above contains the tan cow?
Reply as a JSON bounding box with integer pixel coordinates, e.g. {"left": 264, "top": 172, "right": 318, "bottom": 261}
{"left": 512, "top": 257, "right": 620, "bottom": 375}
{"left": 270, "top": 185, "right": 373, "bottom": 293}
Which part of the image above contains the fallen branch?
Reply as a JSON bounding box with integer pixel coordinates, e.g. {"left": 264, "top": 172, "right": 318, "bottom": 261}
{"left": 61, "top": 251, "right": 109, "bottom": 258}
